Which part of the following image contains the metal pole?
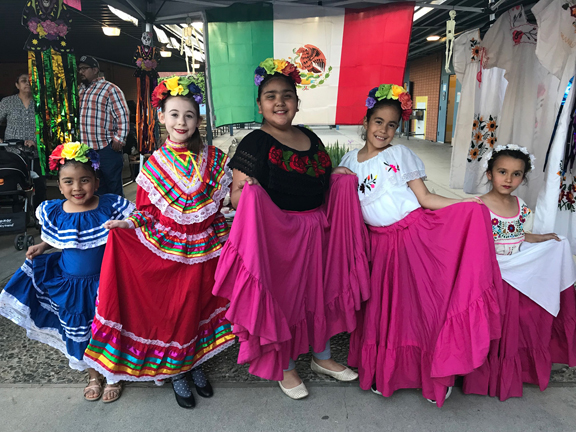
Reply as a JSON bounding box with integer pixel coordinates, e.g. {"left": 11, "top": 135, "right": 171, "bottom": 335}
{"left": 140, "top": 22, "right": 153, "bottom": 172}
{"left": 202, "top": 12, "right": 214, "bottom": 146}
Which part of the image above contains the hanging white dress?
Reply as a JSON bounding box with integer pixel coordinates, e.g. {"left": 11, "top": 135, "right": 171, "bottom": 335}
{"left": 533, "top": 0, "right": 576, "bottom": 252}
{"left": 480, "top": 5, "right": 560, "bottom": 208}
{"left": 449, "top": 29, "right": 507, "bottom": 192}
{"left": 449, "top": 29, "right": 483, "bottom": 189}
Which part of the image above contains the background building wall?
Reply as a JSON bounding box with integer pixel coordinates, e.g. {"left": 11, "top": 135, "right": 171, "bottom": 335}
{"left": 406, "top": 51, "right": 442, "bottom": 141}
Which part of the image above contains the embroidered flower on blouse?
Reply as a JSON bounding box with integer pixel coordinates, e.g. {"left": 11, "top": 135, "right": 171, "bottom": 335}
{"left": 383, "top": 161, "right": 400, "bottom": 173}
{"left": 491, "top": 218, "right": 498, "bottom": 225}
{"left": 359, "top": 174, "right": 377, "bottom": 194}
{"left": 508, "top": 224, "right": 515, "bottom": 233}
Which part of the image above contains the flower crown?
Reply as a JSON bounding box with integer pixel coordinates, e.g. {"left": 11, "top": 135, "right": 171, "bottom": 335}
{"left": 366, "top": 84, "right": 413, "bottom": 121}
{"left": 49, "top": 142, "right": 100, "bottom": 171}
{"left": 254, "top": 58, "right": 302, "bottom": 86}
{"left": 151, "top": 76, "right": 203, "bottom": 108}
{"left": 482, "top": 144, "right": 536, "bottom": 171}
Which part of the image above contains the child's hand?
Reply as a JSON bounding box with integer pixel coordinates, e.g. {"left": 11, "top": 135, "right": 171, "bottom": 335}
{"left": 26, "top": 244, "right": 45, "bottom": 260}
{"left": 525, "top": 233, "right": 560, "bottom": 243}
{"left": 104, "top": 220, "right": 130, "bottom": 230}
{"left": 460, "top": 197, "right": 484, "bottom": 205}
{"left": 238, "top": 177, "right": 260, "bottom": 189}
{"left": 332, "top": 167, "right": 356, "bottom": 175}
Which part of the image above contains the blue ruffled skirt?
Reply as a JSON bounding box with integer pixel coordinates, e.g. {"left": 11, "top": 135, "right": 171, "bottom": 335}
{"left": 0, "top": 247, "right": 103, "bottom": 371}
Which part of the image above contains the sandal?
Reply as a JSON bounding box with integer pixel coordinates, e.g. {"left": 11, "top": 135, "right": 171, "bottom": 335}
{"left": 84, "top": 376, "right": 103, "bottom": 401}
{"left": 103, "top": 382, "right": 123, "bottom": 403}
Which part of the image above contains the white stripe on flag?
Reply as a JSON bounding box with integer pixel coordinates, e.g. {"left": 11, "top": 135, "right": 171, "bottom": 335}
{"left": 273, "top": 6, "right": 345, "bottom": 125}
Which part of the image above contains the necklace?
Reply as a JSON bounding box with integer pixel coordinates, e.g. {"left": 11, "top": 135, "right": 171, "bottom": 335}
{"left": 165, "top": 137, "right": 203, "bottom": 183}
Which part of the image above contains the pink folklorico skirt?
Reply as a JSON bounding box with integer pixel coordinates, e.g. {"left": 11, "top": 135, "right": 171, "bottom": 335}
{"left": 463, "top": 283, "right": 576, "bottom": 400}
{"left": 348, "top": 204, "right": 503, "bottom": 407}
{"left": 213, "top": 174, "right": 370, "bottom": 381}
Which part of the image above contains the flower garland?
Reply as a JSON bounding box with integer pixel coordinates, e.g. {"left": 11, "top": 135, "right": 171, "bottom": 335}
{"left": 254, "top": 58, "right": 302, "bottom": 86}
{"left": 28, "top": 18, "right": 68, "bottom": 40}
{"left": 151, "top": 76, "right": 203, "bottom": 108}
{"left": 482, "top": 144, "right": 536, "bottom": 171}
{"left": 136, "top": 58, "right": 158, "bottom": 71}
{"left": 49, "top": 142, "right": 100, "bottom": 171}
{"left": 365, "top": 84, "right": 413, "bottom": 121}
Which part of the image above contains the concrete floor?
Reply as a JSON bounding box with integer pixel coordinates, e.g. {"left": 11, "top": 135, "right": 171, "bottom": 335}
{"left": 2, "top": 384, "right": 576, "bottom": 432}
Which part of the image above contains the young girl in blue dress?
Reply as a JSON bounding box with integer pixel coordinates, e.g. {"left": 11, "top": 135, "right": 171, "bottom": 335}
{"left": 0, "top": 142, "right": 134, "bottom": 402}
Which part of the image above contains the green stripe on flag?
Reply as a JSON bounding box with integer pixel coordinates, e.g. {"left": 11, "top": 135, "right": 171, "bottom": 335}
{"left": 207, "top": 3, "right": 273, "bottom": 127}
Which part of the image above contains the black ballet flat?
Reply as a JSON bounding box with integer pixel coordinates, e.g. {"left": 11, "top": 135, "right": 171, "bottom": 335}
{"left": 195, "top": 381, "right": 214, "bottom": 398}
{"left": 173, "top": 390, "right": 196, "bottom": 409}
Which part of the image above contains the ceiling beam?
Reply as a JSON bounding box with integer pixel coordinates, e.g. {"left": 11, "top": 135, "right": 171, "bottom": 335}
{"left": 124, "top": 0, "right": 146, "bottom": 19}
{"left": 155, "top": 11, "right": 204, "bottom": 22}
{"left": 415, "top": 3, "right": 484, "bottom": 13}
{"left": 170, "top": 0, "right": 230, "bottom": 7}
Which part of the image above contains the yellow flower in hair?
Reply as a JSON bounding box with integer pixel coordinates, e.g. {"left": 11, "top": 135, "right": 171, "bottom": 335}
{"left": 390, "top": 85, "right": 405, "bottom": 100}
{"left": 164, "top": 76, "right": 180, "bottom": 94}
{"left": 61, "top": 142, "right": 82, "bottom": 159}
{"left": 273, "top": 59, "right": 288, "bottom": 73}
{"left": 171, "top": 85, "right": 184, "bottom": 96}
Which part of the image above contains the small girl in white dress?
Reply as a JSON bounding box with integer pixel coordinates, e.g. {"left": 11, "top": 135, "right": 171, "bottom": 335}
{"left": 464, "top": 144, "right": 576, "bottom": 401}
{"left": 340, "top": 84, "right": 504, "bottom": 407}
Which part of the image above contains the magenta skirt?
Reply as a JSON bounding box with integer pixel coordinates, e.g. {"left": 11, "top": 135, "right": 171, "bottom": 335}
{"left": 348, "top": 204, "right": 503, "bottom": 407}
{"left": 463, "top": 282, "right": 576, "bottom": 400}
{"left": 213, "top": 174, "right": 370, "bottom": 381}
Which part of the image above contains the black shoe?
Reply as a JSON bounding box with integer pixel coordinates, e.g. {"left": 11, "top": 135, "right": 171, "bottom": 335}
{"left": 173, "top": 390, "right": 196, "bottom": 409}
{"left": 195, "top": 381, "right": 214, "bottom": 398}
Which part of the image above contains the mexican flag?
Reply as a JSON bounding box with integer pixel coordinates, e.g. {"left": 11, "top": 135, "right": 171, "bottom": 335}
{"left": 206, "top": 2, "right": 414, "bottom": 127}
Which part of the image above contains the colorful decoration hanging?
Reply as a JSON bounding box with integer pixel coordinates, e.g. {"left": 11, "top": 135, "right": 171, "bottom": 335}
{"left": 22, "top": 0, "right": 79, "bottom": 175}
{"left": 133, "top": 32, "right": 160, "bottom": 154}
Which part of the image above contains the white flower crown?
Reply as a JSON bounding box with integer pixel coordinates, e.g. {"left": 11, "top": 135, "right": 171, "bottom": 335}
{"left": 482, "top": 144, "right": 536, "bottom": 172}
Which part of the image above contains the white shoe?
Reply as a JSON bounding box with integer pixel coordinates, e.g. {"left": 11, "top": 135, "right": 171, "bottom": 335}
{"left": 310, "top": 359, "right": 358, "bottom": 381}
{"left": 370, "top": 384, "right": 382, "bottom": 396}
{"left": 426, "top": 386, "right": 453, "bottom": 404}
{"left": 278, "top": 381, "right": 309, "bottom": 400}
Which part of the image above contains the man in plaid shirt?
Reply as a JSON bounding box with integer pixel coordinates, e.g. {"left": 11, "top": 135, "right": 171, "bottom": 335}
{"left": 78, "top": 55, "right": 129, "bottom": 196}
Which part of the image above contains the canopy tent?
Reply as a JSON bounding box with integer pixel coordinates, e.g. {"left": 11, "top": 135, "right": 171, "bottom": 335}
{"left": 2, "top": 1, "right": 539, "bottom": 70}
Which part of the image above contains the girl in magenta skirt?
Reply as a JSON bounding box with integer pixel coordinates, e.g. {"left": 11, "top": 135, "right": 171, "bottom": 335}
{"left": 340, "top": 84, "right": 503, "bottom": 407}
{"left": 213, "top": 59, "right": 370, "bottom": 400}
{"left": 463, "top": 145, "right": 576, "bottom": 400}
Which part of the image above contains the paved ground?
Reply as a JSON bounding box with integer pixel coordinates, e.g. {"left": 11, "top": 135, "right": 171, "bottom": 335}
{"left": 1, "top": 127, "right": 575, "bottom": 431}
{"left": 2, "top": 384, "right": 576, "bottom": 432}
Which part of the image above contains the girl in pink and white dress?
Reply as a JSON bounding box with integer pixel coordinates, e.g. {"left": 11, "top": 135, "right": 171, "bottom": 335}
{"left": 463, "top": 145, "right": 576, "bottom": 401}
{"left": 340, "top": 84, "right": 503, "bottom": 407}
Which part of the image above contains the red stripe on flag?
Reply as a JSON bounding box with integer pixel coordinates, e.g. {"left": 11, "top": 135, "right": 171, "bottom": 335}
{"left": 335, "top": 2, "right": 414, "bottom": 125}
{"left": 64, "top": 0, "right": 82, "bottom": 10}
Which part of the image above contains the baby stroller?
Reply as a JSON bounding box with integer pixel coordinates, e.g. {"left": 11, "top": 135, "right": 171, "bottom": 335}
{"left": 0, "top": 139, "right": 36, "bottom": 250}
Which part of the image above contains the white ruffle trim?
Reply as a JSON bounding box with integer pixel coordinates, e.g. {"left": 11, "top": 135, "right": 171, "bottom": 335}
{"left": 136, "top": 153, "right": 232, "bottom": 225}
{"left": 397, "top": 169, "right": 427, "bottom": 185}
{"left": 0, "top": 292, "right": 89, "bottom": 371}
{"left": 83, "top": 339, "right": 236, "bottom": 383}
{"left": 134, "top": 227, "right": 222, "bottom": 265}
{"left": 40, "top": 232, "right": 109, "bottom": 250}
{"left": 152, "top": 223, "right": 218, "bottom": 241}
{"left": 37, "top": 195, "right": 134, "bottom": 250}
{"left": 93, "top": 305, "right": 230, "bottom": 349}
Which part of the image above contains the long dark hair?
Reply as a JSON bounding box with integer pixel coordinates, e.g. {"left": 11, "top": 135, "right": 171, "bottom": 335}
{"left": 160, "top": 94, "right": 203, "bottom": 154}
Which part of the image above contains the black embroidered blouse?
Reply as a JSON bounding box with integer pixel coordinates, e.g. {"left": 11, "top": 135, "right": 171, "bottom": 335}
{"left": 229, "top": 127, "right": 332, "bottom": 211}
